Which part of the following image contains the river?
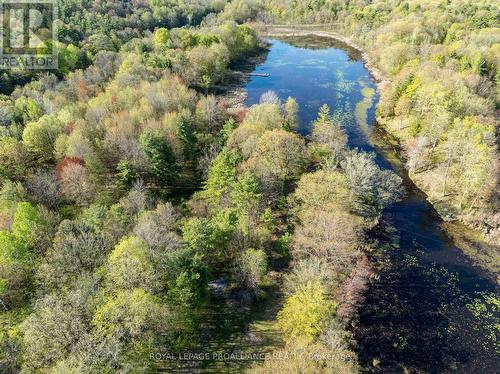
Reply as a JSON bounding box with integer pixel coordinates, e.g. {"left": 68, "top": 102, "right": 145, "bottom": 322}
{"left": 242, "top": 35, "right": 499, "bottom": 373}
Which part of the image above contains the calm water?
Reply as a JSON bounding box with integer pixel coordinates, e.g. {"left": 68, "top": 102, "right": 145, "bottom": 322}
{"left": 244, "top": 36, "right": 500, "bottom": 373}
{"left": 246, "top": 38, "right": 378, "bottom": 148}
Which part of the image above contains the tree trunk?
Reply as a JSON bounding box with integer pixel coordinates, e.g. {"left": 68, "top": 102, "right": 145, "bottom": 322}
{"left": 0, "top": 298, "right": 9, "bottom": 311}
{"left": 442, "top": 156, "right": 452, "bottom": 197}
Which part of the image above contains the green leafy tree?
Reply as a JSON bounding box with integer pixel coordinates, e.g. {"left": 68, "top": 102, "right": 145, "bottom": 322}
{"left": 107, "top": 236, "right": 158, "bottom": 292}
{"left": 58, "top": 44, "right": 82, "bottom": 74}
{"left": 0, "top": 137, "right": 28, "bottom": 180}
{"left": 202, "top": 149, "right": 241, "bottom": 204}
{"left": 234, "top": 248, "right": 267, "bottom": 290}
{"left": 316, "top": 104, "right": 331, "bottom": 124}
{"left": 22, "top": 115, "right": 64, "bottom": 161}
{"left": 140, "top": 132, "right": 177, "bottom": 188}
{"left": 289, "top": 170, "right": 351, "bottom": 217}
{"left": 152, "top": 28, "right": 170, "bottom": 51}
{"left": 182, "top": 43, "right": 230, "bottom": 88}
{"left": 283, "top": 97, "right": 299, "bottom": 130}
{"left": 231, "top": 172, "right": 262, "bottom": 215}
{"left": 182, "top": 210, "right": 238, "bottom": 267}
{"left": 12, "top": 201, "right": 47, "bottom": 247}
{"left": 220, "top": 117, "right": 237, "bottom": 144}
{"left": 0, "top": 202, "right": 48, "bottom": 305}
{"left": 310, "top": 104, "right": 348, "bottom": 167}
{"left": 116, "top": 160, "right": 139, "bottom": 188}
{"left": 13, "top": 97, "right": 43, "bottom": 124}
{"left": 176, "top": 116, "right": 196, "bottom": 156}
{"left": 242, "top": 103, "right": 283, "bottom": 130}
{"left": 93, "top": 288, "right": 165, "bottom": 343}
{"left": 167, "top": 250, "right": 209, "bottom": 309}
{"left": 244, "top": 129, "right": 306, "bottom": 186}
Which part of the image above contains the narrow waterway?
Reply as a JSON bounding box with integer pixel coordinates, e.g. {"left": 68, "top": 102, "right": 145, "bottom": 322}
{"left": 243, "top": 36, "right": 499, "bottom": 373}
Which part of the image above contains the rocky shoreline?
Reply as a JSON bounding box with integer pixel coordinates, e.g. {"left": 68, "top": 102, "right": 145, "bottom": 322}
{"left": 216, "top": 46, "right": 270, "bottom": 114}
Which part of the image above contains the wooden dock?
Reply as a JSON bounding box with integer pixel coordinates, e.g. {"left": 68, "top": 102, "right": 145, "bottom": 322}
{"left": 247, "top": 72, "right": 270, "bottom": 77}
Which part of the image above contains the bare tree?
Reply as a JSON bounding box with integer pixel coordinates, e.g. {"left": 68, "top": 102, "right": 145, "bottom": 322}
{"left": 341, "top": 150, "right": 402, "bottom": 220}
{"left": 293, "top": 207, "right": 364, "bottom": 271}
{"left": 59, "top": 163, "right": 93, "bottom": 205}
{"left": 259, "top": 90, "right": 281, "bottom": 106}
{"left": 25, "top": 170, "right": 60, "bottom": 209}
{"left": 119, "top": 181, "right": 152, "bottom": 217}
{"left": 195, "top": 95, "right": 226, "bottom": 133}
{"left": 404, "top": 136, "right": 427, "bottom": 172}
{"left": 134, "top": 202, "right": 182, "bottom": 250}
{"left": 197, "top": 143, "right": 221, "bottom": 179}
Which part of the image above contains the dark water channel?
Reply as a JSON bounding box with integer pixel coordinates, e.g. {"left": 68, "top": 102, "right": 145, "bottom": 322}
{"left": 243, "top": 36, "right": 499, "bottom": 373}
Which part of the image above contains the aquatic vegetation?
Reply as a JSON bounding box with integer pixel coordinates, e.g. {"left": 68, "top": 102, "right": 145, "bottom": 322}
{"left": 336, "top": 80, "right": 356, "bottom": 93}
{"left": 466, "top": 292, "right": 500, "bottom": 353}
{"left": 355, "top": 85, "right": 376, "bottom": 137}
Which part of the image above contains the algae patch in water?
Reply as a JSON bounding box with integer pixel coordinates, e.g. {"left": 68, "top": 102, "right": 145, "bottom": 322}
{"left": 355, "top": 83, "right": 375, "bottom": 137}
{"left": 466, "top": 292, "right": 500, "bottom": 353}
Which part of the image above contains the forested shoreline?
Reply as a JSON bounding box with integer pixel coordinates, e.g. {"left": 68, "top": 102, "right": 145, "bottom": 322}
{"left": 0, "top": 1, "right": 498, "bottom": 373}
{"left": 244, "top": 0, "right": 499, "bottom": 245}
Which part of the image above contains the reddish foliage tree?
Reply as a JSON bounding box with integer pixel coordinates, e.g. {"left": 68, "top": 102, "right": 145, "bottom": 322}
{"left": 235, "top": 108, "right": 249, "bottom": 123}
{"left": 77, "top": 79, "right": 89, "bottom": 101}
{"left": 64, "top": 121, "right": 75, "bottom": 134}
{"left": 56, "top": 156, "right": 85, "bottom": 181}
{"left": 337, "top": 255, "right": 375, "bottom": 323}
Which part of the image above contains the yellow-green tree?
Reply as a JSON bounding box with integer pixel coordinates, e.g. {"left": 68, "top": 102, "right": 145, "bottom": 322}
{"left": 277, "top": 281, "right": 334, "bottom": 342}
{"left": 152, "top": 28, "right": 170, "bottom": 51}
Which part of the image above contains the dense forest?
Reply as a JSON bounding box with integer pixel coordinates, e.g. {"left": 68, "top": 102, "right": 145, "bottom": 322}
{"left": 0, "top": 6, "right": 267, "bottom": 370}
{"left": 0, "top": 0, "right": 498, "bottom": 373}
